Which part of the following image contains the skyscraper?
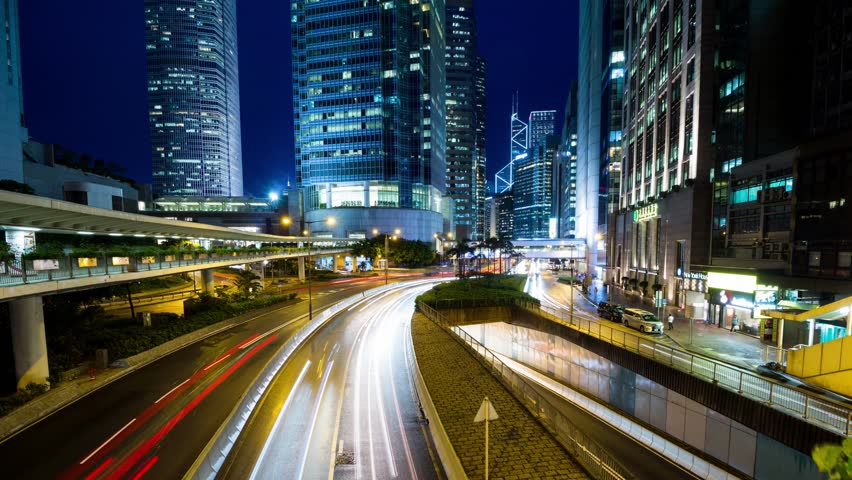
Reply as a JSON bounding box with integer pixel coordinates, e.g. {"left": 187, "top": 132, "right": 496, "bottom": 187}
{"left": 0, "top": 0, "right": 26, "bottom": 183}
{"left": 495, "top": 95, "right": 527, "bottom": 194}
{"left": 145, "top": 0, "right": 243, "bottom": 197}
{"left": 556, "top": 82, "right": 578, "bottom": 239}
{"left": 446, "top": 0, "right": 485, "bottom": 241}
{"left": 291, "top": 0, "right": 446, "bottom": 242}
{"left": 514, "top": 111, "right": 556, "bottom": 240}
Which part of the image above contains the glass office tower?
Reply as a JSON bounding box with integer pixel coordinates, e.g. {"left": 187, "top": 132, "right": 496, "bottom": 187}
{"left": 446, "top": 0, "right": 486, "bottom": 241}
{"left": 291, "top": 0, "right": 446, "bottom": 241}
{"left": 0, "top": 0, "right": 26, "bottom": 183}
{"left": 145, "top": 0, "right": 243, "bottom": 197}
{"left": 513, "top": 111, "right": 556, "bottom": 240}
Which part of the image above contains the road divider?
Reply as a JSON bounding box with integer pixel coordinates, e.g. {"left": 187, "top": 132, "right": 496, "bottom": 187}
{"left": 185, "top": 279, "right": 440, "bottom": 480}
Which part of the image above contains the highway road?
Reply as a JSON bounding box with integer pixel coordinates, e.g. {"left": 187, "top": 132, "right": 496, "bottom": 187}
{"left": 217, "top": 280, "right": 443, "bottom": 480}
{"left": 0, "top": 276, "right": 396, "bottom": 479}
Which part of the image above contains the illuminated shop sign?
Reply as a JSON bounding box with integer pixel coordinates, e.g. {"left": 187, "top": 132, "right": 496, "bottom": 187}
{"left": 754, "top": 285, "right": 779, "bottom": 306}
{"left": 707, "top": 272, "right": 757, "bottom": 293}
{"left": 710, "top": 288, "right": 755, "bottom": 308}
{"left": 676, "top": 268, "right": 708, "bottom": 280}
{"left": 632, "top": 203, "right": 659, "bottom": 222}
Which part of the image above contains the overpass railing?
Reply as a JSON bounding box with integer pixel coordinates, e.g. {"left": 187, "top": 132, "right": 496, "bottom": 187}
{"left": 518, "top": 300, "right": 852, "bottom": 437}
{"left": 0, "top": 247, "right": 347, "bottom": 289}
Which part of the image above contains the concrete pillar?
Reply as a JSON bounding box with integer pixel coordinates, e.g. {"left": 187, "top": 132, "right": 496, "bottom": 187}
{"left": 200, "top": 269, "right": 214, "bottom": 295}
{"left": 776, "top": 318, "right": 785, "bottom": 363}
{"left": 333, "top": 254, "right": 340, "bottom": 272}
{"left": 298, "top": 256, "right": 306, "bottom": 283}
{"left": 10, "top": 297, "right": 50, "bottom": 389}
{"left": 807, "top": 318, "right": 815, "bottom": 346}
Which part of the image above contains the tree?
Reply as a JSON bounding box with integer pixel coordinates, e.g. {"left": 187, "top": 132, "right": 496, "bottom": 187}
{"left": 484, "top": 237, "right": 501, "bottom": 272}
{"left": 0, "top": 179, "right": 35, "bottom": 195}
{"left": 813, "top": 438, "right": 852, "bottom": 479}
{"left": 446, "top": 238, "right": 475, "bottom": 277}
{"left": 232, "top": 269, "right": 262, "bottom": 298}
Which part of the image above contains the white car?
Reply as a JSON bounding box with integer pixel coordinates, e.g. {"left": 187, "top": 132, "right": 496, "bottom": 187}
{"left": 622, "top": 308, "right": 664, "bottom": 334}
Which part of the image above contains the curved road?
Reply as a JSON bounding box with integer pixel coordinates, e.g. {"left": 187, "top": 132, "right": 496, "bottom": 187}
{"left": 218, "top": 280, "right": 443, "bottom": 480}
{"left": 0, "top": 276, "right": 393, "bottom": 479}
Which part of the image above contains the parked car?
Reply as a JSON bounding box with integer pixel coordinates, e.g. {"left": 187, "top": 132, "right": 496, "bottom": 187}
{"left": 597, "top": 302, "right": 625, "bottom": 322}
{"left": 622, "top": 308, "right": 664, "bottom": 334}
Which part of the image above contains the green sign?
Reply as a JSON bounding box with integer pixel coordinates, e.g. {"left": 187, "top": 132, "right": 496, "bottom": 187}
{"left": 633, "top": 203, "right": 659, "bottom": 222}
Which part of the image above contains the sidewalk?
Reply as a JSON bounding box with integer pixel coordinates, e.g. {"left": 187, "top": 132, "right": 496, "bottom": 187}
{"left": 574, "top": 281, "right": 766, "bottom": 369}
{"left": 411, "top": 313, "right": 589, "bottom": 480}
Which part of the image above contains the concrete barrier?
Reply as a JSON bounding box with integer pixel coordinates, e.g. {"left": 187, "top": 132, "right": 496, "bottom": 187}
{"left": 409, "top": 330, "right": 468, "bottom": 479}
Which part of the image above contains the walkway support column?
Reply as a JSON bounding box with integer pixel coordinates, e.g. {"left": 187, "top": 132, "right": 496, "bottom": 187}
{"left": 200, "top": 269, "right": 214, "bottom": 295}
{"left": 847, "top": 308, "right": 851, "bottom": 337}
{"left": 776, "top": 318, "right": 785, "bottom": 364}
{"left": 298, "top": 256, "right": 306, "bottom": 283}
{"left": 10, "top": 296, "right": 49, "bottom": 389}
{"left": 333, "top": 254, "right": 341, "bottom": 272}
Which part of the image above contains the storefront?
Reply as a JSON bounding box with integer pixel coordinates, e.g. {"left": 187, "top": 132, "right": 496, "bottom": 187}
{"left": 677, "top": 268, "right": 708, "bottom": 321}
{"left": 707, "top": 272, "right": 759, "bottom": 333}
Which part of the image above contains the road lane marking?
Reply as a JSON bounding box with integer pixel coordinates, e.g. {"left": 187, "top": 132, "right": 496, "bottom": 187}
{"left": 202, "top": 353, "right": 232, "bottom": 371}
{"left": 106, "top": 335, "right": 279, "bottom": 480}
{"left": 80, "top": 419, "right": 136, "bottom": 464}
{"left": 154, "top": 378, "right": 191, "bottom": 404}
{"left": 249, "top": 360, "right": 312, "bottom": 480}
{"left": 297, "top": 359, "right": 335, "bottom": 480}
{"left": 373, "top": 347, "right": 398, "bottom": 478}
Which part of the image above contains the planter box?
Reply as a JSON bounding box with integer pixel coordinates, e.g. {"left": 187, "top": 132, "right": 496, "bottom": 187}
{"left": 34, "top": 259, "right": 61, "bottom": 271}
{"left": 77, "top": 258, "right": 98, "bottom": 268}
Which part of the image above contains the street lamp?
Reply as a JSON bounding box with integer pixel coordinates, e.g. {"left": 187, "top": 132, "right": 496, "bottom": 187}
{"left": 282, "top": 216, "right": 335, "bottom": 320}
{"left": 373, "top": 228, "right": 400, "bottom": 285}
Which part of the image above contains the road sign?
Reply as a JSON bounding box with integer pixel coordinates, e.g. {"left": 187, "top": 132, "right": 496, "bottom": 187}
{"left": 474, "top": 398, "right": 499, "bottom": 422}
{"left": 474, "top": 397, "right": 498, "bottom": 480}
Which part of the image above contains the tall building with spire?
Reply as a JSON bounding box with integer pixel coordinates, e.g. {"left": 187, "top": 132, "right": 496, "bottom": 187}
{"left": 144, "top": 0, "right": 243, "bottom": 197}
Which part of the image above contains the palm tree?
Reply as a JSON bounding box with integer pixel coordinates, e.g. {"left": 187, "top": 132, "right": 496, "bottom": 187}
{"left": 446, "top": 238, "right": 475, "bottom": 277}
{"left": 497, "top": 236, "right": 514, "bottom": 274}
{"left": 232, "top": 269, "right": 262, "bottom": 298}
{"left": 484, "top": 237, "right": 500, "bottom": 273}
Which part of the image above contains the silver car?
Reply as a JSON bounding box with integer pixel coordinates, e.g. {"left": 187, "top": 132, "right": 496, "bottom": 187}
{"left": 622, "top": 308, "right": 664, "bottom": 334}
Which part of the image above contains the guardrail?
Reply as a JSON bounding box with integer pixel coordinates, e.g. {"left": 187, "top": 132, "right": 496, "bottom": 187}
{"left": 100, "top": 288, "right": 201, "bottom": 306}
{"left": 418, "top": 301, "right": 633, "bottom": 480}
{"left": 0, "top": 247, "right": 347, "bottom": 289}
{"left": 187, "top": 280, "right": 429, "bottom": 480}
{"left": 521, "top": 301, "right": 852, "bottom": 437}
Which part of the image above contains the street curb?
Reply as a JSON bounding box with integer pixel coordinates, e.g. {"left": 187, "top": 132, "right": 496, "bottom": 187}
{"left": 409, "top": 315, "right": 468, "bottom": 480}
{"left": 0, "top": 297, "right": 302, "bottom": 443}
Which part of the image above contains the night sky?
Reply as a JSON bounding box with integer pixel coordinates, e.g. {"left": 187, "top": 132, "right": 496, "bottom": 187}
{"left": 19, "top": 1, "right": 578, "bottom": 197}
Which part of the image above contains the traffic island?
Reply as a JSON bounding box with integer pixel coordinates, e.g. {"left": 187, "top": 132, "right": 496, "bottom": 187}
{"left": 411, "top": 312, "right": 589, "bottom": 480}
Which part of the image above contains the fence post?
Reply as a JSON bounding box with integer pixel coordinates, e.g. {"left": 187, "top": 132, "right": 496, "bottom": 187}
{"left": 712, "top": 363, "right": 718, "bottom": 383}
{"left": 68, "top": 256, "right": 74, "bottom": 279}
{"left": 737, "top": 372, "right": 743, "bottom": 393}
{"left": 803, "top": 396, "right": 809, "bottom": 419}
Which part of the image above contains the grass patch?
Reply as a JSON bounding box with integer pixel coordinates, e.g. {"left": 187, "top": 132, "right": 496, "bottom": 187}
{"left": 558, "top": 275, "right": 581, "bottom": 284}
{"left": 416, "top": 274, "right": 538, "bottom": 307}
{"left": 0, "top": 383, "right": 49, "bottom": 418}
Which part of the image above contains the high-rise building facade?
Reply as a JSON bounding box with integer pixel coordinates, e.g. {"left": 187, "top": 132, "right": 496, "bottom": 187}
{"left": 291, "top": 0, "right": 446, "bottom": 242}
{"left": 145, "top": 0, "right": 243, "bottom": 197}
{"left": 0, "top": 0, "right": 26, "bottom": 183}
{"left": 446, "top": 0, "right": 485, "bottom": 241}
{"left": 609, "top": 0, "right": 717, "bottom": 305}
{"left": 513, "top": 109, "right": 556, "bottom": 240}
{"left": 495, "top": 95, "right": 528, "bottom": 195}
{"left": 473, "top": 55, "right": 487, "bottom": 240}
{"left": 556, "top": 82, "right": 578, "bottom": 239}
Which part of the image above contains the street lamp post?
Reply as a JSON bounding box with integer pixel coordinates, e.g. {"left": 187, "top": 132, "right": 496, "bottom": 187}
{"left": 282, "top": 216, "right": 335, "bottom": 320}
{"left": 373, "top": 228, "right": 400, "bottom": 285}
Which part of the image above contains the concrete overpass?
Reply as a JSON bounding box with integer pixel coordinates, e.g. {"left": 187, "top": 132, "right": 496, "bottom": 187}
{"left": 0, "top": 191, "right": 356, "bottom": 389}
{"left": 511, "top": 239, "right": 587, "bottom": 259}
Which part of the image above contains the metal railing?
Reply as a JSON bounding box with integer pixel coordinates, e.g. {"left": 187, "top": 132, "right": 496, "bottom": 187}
{"left": 418, "top": 301, "right": 633, "bottom": 480}
{"left": 522, "top": 302, "right": 852, "bottom": 437}
{"left": 761, "top": 345, "right": 789, "bottom": 366}
{"left": 0, "top": 247, "right": 347, "bottom": 289}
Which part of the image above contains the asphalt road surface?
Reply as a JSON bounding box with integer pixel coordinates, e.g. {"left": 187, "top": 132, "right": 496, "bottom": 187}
{"left": 0, "top": 276, "right": 390, "bottom": 479}
{"left": 218, "top": 280, "right": 443, "bottom": 480}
